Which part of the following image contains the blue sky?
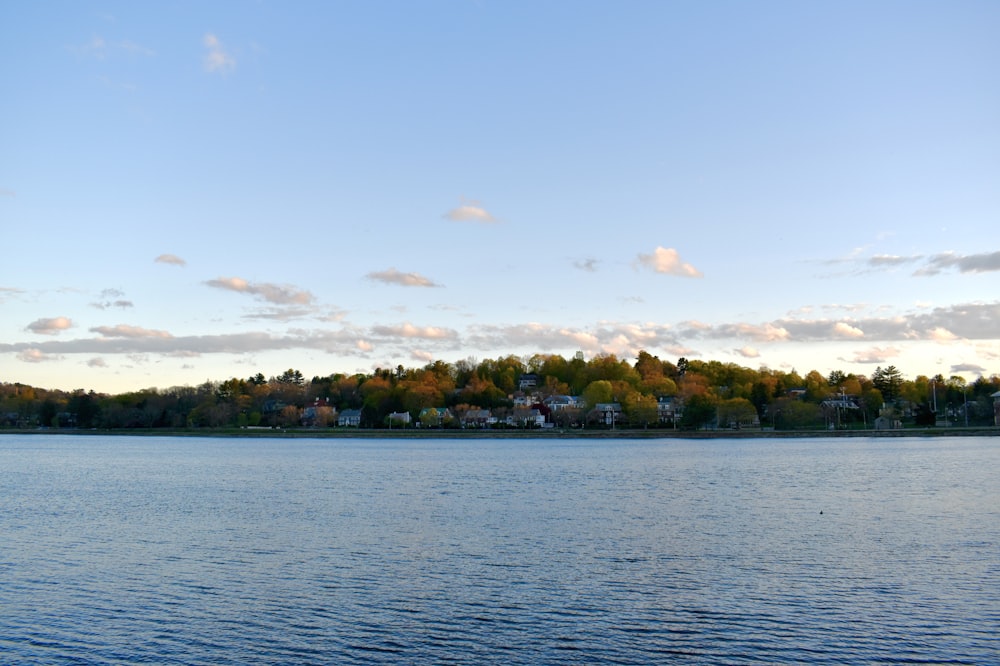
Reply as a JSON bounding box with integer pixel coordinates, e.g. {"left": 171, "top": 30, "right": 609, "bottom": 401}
{"left": 2, "top": 0, "right": 998, "bottom": 394}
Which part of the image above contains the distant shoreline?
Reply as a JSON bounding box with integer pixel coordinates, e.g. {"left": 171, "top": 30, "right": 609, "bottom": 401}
{"left": 3, "top": 427, "right": 997, "bottom": 440}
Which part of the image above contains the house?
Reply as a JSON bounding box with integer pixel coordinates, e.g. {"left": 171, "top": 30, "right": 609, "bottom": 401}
{"left": 511, "top": 392, "right": 534, "bottom": 407}
{"left": 820, "top": 395, "right": 858, "bottom": 429}
{"left": 593, "top": 402, "right": 622, "bottom": 426}
{"left": 387, "top": 411, "right": 411, "bottom": 426}
{"left": 544, "top": 395, "right": 583, "bottom": 411}
{"left": 301, "top": 397, "right": 335, "bottom": 427}
{"left": 507, "top": 407, "right": 545, "bottom": 427}
{"left": 657, "top": 396, "right": 682, "bottom": 423}
{"left": 418, "top": 407, "right": 453, "bottom": 427}
{"left": 337, "top": 408, "right": 362, "bottom": 427}
{"left": 461, "top": 408, "right": 492, "bottom": 428}
{"left": 874, "top": 403, "right": 901, "bottom": 430}
{"left": 518, "top": 373, "right": 539, "bottom": 391}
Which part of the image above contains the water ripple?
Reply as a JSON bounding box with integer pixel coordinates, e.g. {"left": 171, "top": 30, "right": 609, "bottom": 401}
{"left": 1, "top": 435, "right": 997, "bottom": 664}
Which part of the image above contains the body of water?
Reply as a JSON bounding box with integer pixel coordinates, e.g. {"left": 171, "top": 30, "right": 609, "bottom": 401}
{"left": 1, "top": 434, "right": 997, "bottom": 664}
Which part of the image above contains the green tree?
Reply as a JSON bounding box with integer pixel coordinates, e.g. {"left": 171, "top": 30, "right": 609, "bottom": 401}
{"left": 771, "top": 397, "right": 822, "bottom": 430}
{"left": 717, "top": 397, "right": 758, "bottom": 429}
{"left": 679, "top": 393, "right": 717, "bottom": 430}
{"left": 582, "top": 380, "right": 614, "bottom": 408}
{"left": 622, "top": 390, "right": 658, "bottom": 428}
{"left": 872, "top": 366, "right": 903, "bottom": 401}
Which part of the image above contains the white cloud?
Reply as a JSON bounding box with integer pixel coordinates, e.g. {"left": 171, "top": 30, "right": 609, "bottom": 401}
{"left": 845, "top": 346, "right": 900, "bottom": 364}
{"left": 155, "top": 254, "right": 187, "bottom": 267}
{"left": 411, "top": 349, "right": 435, "bottom": 362}
{"left": 868, "top": 254, "right": 920, "bottom": 268}
{"left": 27, "top": 317, "right": 73, "bottom": 335}
{"left": 18, "top": 349, "right": 61, "bottom": 363}
{"left": 700, "top": 322, "right": 790, "bottom": 342}
{"left": 635, "top": 247, "right": 703, "bottom": 278}
{"left": 87, "top": 357, "right": 108, "bottom": 368}
{"left": 443, "top": 200, "right": 498, "bottom": 223}
{"left": 832, "top": 322, "right": 864, "bottom": 338}
{"left": 205, "top": 277, "right": 315, "bottom": 305}
{"left": 1, "top": 303, "right": 995, "bottom": 379}
{"left": 370, "top": 323, "right": 458, "bottom": 340}
{"left": 203, "top": 33, "right": 236, "bottom": 74}
{"left": 927, "top": 326, "right": 958, "bottom": 342}
{"left": 242, "top": 306, "right": 316, "bottom": 322}
{"left": 91, "top": 324, "right": 173, "bottom": 339}
{"left": 366, "top": 268, "right": 442, "bottom": 288}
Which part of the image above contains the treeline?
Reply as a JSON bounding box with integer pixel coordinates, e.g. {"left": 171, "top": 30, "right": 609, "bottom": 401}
{"left": 2, "top": 353, "right": 998, "bottom": 430}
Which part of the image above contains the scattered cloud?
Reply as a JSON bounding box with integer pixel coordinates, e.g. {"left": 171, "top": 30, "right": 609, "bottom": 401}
{"left": 951, "top": 363, "right": 986, "bottom": 374}
{"left": 27, "top": 317, "right": 73, "bottom": 335}
{"left": 18, "top": 349, "right": 62, "bottom": 363}
{"left": 0, "top": 287, "right": 25, "bottom": 303}
{"left": 155, "top": 254, "right": 187, "bottom": 267}
{"left": 91, "top": 324, "right": 173, "bottom": 339}
{"left": 693, "top": 322, "right": 790, "bottom": 342}
{"left": 868, "top": 254, "right": 920, "bottom": 268}
{"left": 0, "top": 188, "right": 15, "bottom": 197}
{"left": 203, "top": 33, "right": 236, "bottom": 74}
{"left": 205, "top": 277, "right": 315, "bottom": 305}
{"left": 241, "top": 307, "right": 316, "bottom": 322}
{"left": 411, "top": 349, "right": 435, "bottom": 362}
{"left": 370, "top": 323, "right": 458, "bottom": 340}
{"left": 91, "top": 289, "right": 133, "bottom": 310}
{"left": 365, "top": 268, "right": 442, "bottom": 288}
{"left": 928, "top": 326, "right": 958, "bottom": 342}
{"left": 443, "top": 200, "right": 498, "bottom": 223}
{"left": 915, "top": 250, "right": 1000, "bottom": 276}
{"left": 573, "top": 258, "right": 600, "bottom": 272}
{"left": 635, "top": 246, "right": 703, "bottom": 278}
{"left": 87, "top": 357, "right": 108, "bottom": 368}
{"left": 91, "top": 299, "right": 134, "bottom": 310}
{"left": 2, "top": 303, "right": 997, "bottom": 378}
{"left": 840, "top": 249, "right": 1000, "bottom": 277}
{"left": 845, "top": 346, "right": 900, "bottom": 364}
{"left": 832, "top": 322, "right": 864, "bottom": 339}
{"left": 317, "top": 308, "right": 349, "bottom": 322}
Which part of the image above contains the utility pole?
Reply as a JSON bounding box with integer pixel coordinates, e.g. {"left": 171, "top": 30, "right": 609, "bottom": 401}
{"left": 964, "top": 386, "right": 969, "bottom": 427}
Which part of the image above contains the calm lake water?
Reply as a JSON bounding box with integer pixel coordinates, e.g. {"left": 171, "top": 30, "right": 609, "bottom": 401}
{"left": 1, "top": 434, "right": 997, "bottom": 664}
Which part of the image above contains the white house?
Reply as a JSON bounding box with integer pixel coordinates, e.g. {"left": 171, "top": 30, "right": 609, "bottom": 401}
{"left": 337, "top": 408, "right": 362, "bottom": 427}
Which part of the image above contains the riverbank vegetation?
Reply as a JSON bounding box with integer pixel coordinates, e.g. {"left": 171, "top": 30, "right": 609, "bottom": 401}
{"left": 3, "top": 353, "right": 998, "bottom": 432}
